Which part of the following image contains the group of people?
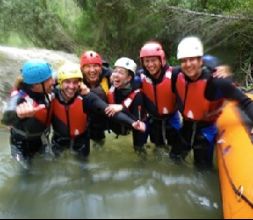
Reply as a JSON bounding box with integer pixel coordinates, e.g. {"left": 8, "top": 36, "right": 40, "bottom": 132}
{"left": 2, "top": 35, "right": 253, "bottom": 170}
{"left": 1, "top": 58, "right": 145, "bottom": 169}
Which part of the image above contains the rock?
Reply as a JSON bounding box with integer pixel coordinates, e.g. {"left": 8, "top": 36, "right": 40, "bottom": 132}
{"left": 0, "top": 45, "right": 80, "bottom": 116}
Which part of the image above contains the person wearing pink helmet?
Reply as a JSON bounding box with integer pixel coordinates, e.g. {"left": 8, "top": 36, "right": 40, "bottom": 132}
{"left": 137, "top": 40, "right": 232, "bottom": 160}
{"left": 138, "top": 41, "right": 183, "bottom": 156}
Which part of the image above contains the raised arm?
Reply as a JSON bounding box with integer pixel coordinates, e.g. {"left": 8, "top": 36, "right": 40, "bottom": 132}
{"left": 207, "top": 78, "right": 253, "bottom": 121}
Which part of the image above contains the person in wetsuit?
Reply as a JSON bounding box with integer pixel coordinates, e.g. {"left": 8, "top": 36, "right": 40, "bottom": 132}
{"left": 51, "top": 62, "right": 146, "bottom": 158}
{"left": 105, "top": 57, "right": 148, "bottom": 153}
{"left": 1, "top": 59, "right": 55, "bottom": 169}
{"left": 80, "top": 50, "right": 111, "bottom": 147}
{"left": 137, "top": 41, "right": 183, "bottom": 152}
{"left": 171, "top": 36, "right": 253, "bottom": 168}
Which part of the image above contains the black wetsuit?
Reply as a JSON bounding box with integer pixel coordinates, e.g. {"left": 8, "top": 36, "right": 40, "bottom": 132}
{"left": 83, "top": 67, "right": 111, "bottom": 142}
{"left": 1, "top": 86, "right": 51, "bottom": 166}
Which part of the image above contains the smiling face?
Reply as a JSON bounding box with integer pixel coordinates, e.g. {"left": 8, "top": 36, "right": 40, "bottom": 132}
{"left": 180, "top": 57, "right": 203, "bottom": 81}
{"left": 111, "top": 67, "right": 132, "bottom": 89}
{"left": 60, "top": 78, "right": 81, "bottom": 101}
{"left": 81, "top": 63, "right": 102, "bottom": 86}
{"left": 142, "top": 56, "right": 162, "bottom": 79}
{"left": 32, "top": 77, "right": 55, "bottom": 94}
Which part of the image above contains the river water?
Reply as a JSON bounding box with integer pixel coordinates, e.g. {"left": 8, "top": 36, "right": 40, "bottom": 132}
{"left": 0, "top": 129, "right": 222, "bottom": 218}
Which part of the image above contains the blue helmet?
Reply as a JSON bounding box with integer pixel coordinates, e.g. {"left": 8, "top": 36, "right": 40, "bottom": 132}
{"left": 203, "top": 55, "right": 220, "bottom": 70}
{"left": 21, "top": 59, "right": 53, "bottom": 84}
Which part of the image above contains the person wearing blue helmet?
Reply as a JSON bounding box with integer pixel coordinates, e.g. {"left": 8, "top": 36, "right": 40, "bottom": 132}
{"left": 203, "top": 54, "right": 232, "bottom": 79}
{"left": 203, "top": 54, "right": 220, "bottom": 70}
{"left": 1, "top": 59, "right": 55, "bottom": 170}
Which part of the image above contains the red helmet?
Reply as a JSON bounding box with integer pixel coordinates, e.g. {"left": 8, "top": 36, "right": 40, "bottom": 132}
{"left": 80, "top": 50, "right": 102, "bottom": 68}
{"left": 140, "top": 41, "right": 166, "bottom": 66}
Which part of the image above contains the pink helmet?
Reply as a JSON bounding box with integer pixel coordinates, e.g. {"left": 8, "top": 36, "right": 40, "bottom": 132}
{"left": 139, "top": 41, "right": 166, "bottom": 66}
{"left": 80, "top": 50, "right": 102, "bottom": 68}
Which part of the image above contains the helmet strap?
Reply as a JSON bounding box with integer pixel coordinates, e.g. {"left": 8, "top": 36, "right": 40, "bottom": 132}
{"left": 41, "top": 82, "right": 51, "bottom": 107}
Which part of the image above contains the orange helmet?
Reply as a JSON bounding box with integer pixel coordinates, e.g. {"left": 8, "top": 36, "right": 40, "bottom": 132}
{"left": 80, "top": 50, "right": 102, "bottom": 68}
{"left": 140, "top": 41, "right": 166, "bottom": 66}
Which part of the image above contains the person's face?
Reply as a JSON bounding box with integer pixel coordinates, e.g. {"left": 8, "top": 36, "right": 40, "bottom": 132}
{"left": 32, "top": 77, "right": 55, "bottom": 93}
{"left": 111, "top": 67, "right": 131, "bottom": 89}
{"left": 81, "top": 64, "right": 102, "bottom": 84}
{"left": 180, "top": 57, "right": 203, "bottom": 81}
{"left": 142, "top": 56, "right": 162, "bottom": 78}
{"left": 60, "top": 78, "right": 80, "bottom": 101}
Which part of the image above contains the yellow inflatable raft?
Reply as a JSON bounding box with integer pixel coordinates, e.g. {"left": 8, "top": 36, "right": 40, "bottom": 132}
{"left": 216, "top": 94, "right": 253, "bottom": 219}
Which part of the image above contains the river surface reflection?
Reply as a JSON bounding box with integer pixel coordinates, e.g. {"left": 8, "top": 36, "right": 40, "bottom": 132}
{"left": 0, "top": 129, "right": 222, "bottom": 218}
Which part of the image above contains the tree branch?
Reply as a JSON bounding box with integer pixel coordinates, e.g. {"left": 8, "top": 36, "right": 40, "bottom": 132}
{"left": 164, "top": 5, "right": 253, "bottom": 21}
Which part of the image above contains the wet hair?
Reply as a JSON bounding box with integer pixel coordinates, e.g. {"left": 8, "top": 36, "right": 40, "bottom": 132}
{"left": 14, "top": 75, "right": 33, "bottom": 91}
{"left": 128, "top": 70, "right": 135, "bottom": 79}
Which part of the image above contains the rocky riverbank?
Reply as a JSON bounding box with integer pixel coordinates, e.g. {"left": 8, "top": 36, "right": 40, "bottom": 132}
{"left": 0, "top": 45, "right": 80, "bottom": 118}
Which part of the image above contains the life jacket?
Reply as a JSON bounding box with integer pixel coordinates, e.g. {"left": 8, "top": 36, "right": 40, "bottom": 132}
{"left": 141, "top": 67, "right": 176, "bottom": 115}
{"left": 107, "top": 86, "right": 140, "bottom": 110}
{"left": 90, "top": 76, "right": 110, "bottom": 102}
{"left": 51, "top": 95, "right": 88, "bottom": 139}
{"left": 83, "top": 75, "right": 110, "bottom": 102}
{"left": 100, "top": 76, "right": 110, "bottom": 95}
{"left": 175, "top": 72, "right": 224, "bottom": 122}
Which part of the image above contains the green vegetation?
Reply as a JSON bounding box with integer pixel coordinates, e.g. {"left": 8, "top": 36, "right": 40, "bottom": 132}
{"left": 0, "top": 0, "right": 252, "bottom": 86}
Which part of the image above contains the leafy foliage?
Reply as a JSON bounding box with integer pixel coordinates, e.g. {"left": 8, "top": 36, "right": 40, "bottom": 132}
{"left": 0, "top": 0, "right": 252, "bottom": 85}
{"left": 0, "top": 0, "right": 77, "bottom": 52}
{"left": 153, "top": 0, "right": 253, "bottom": 84}
{"left": 75, "top": 0, "right": 165, "bottom": 64}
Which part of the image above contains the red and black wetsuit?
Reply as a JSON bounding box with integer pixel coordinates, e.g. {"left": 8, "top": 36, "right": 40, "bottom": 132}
{"left": 107, "top": 84, "right": 147, "bottom": 150}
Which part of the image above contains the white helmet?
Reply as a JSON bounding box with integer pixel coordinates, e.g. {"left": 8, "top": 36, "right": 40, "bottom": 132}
{"left": 114, "top": 57, "right": 137, "bottom": 74}
{"left": 177, "top": 36, "right": 204, "bottom": 60}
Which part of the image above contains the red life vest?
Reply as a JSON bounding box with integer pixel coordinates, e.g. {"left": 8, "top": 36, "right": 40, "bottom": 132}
{"left": 141, "top": 67, "right": 176, "bottom": 115}
{"left": 107, "top": 87, "right": 140, "bottom": 109}
{"left": 175, "top": 72, "right": 223, "bottom": 122}
{"left": 51, "top": 96, "right": 88, "bottom": 138}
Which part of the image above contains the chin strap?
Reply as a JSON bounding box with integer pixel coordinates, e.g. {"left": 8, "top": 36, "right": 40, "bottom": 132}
{"left": 41, "top": 82, "right": 51, "bottom": 108}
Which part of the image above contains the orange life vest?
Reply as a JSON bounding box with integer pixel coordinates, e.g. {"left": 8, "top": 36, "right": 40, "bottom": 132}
{"left": 175, "top": 72, "right": 223, "bottom": 122}
{"left": 51, "top": 95, "right": 88, "bottom": 138}
{"left": 141, "top": 67, "right": 176, "bottom": 115}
